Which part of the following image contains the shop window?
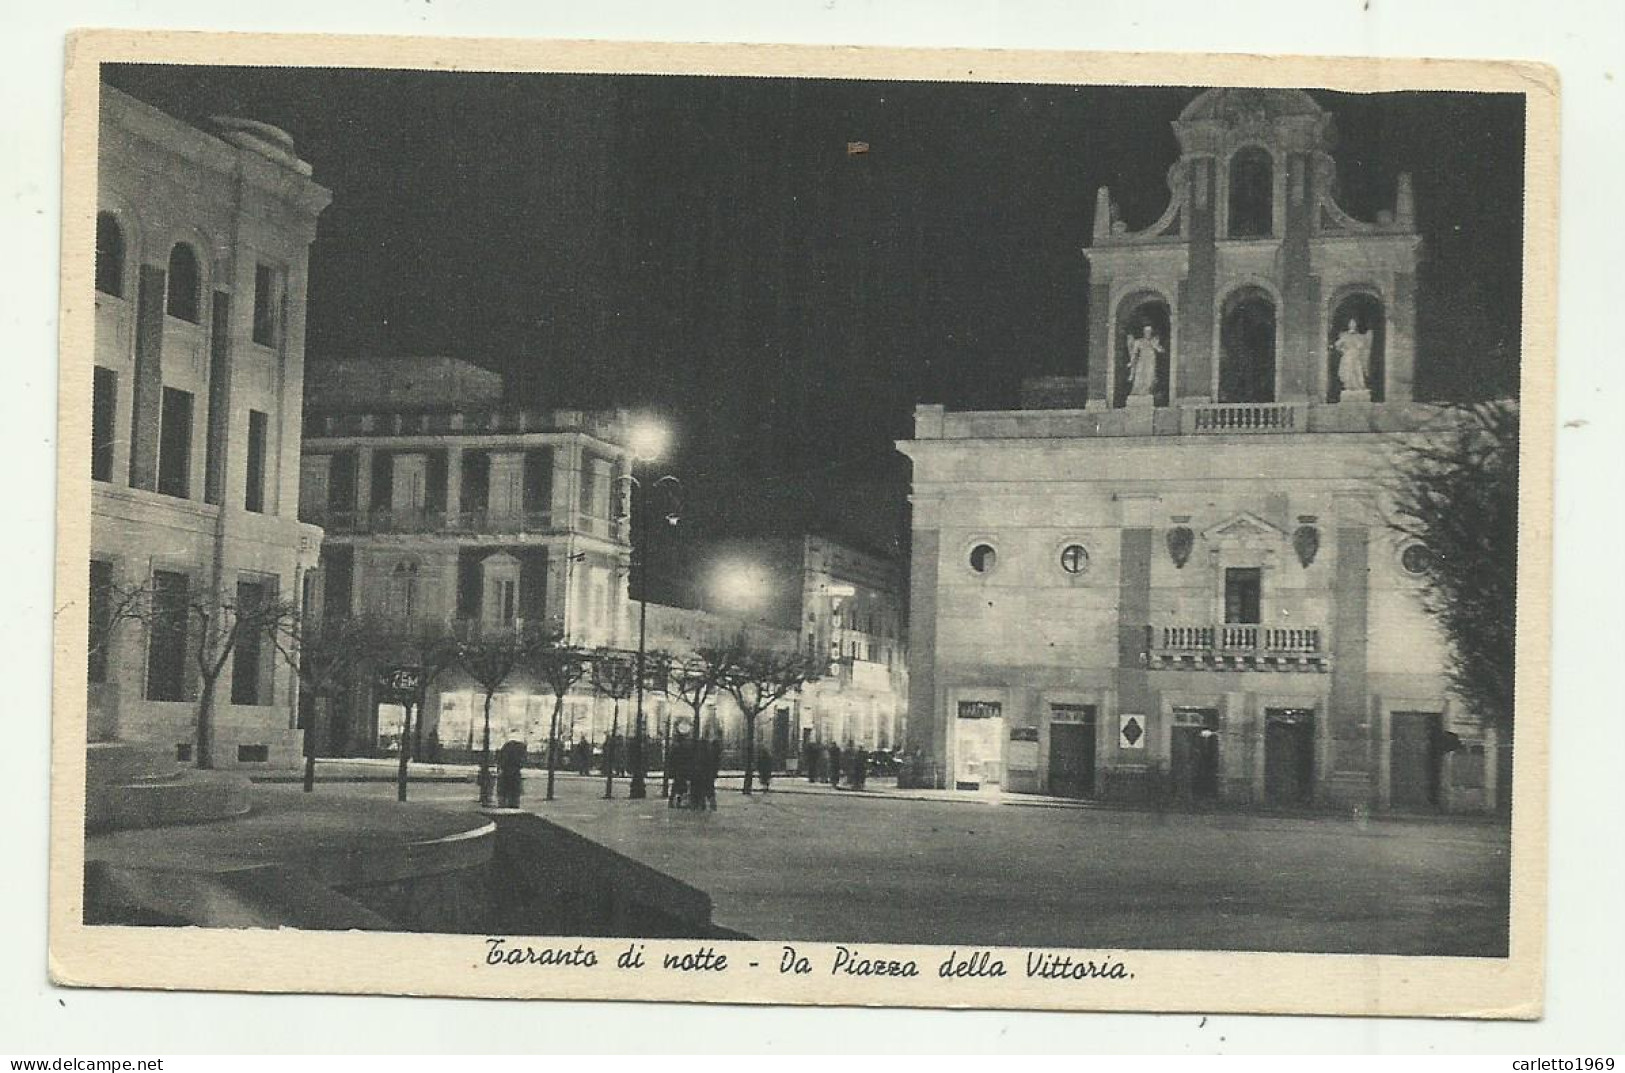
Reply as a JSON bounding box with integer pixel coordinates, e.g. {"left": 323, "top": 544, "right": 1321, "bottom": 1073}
{"left": 95, "top": 213, "right": 125, "bottom": 297}
{"left": 230, "top": 578, "right": 274, "bottom": 706}
{"left": 146, "top": 570, "right": 191, "bottom": 701}
{"left": 165, "top": 242, "right": 201, "bottom": 323}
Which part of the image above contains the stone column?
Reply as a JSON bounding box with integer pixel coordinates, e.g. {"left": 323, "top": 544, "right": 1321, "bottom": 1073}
{"left": 128, "top": 264, "right": 166, "bottom": 491}
{"left": 1325, "top": 493, "right": 1375, "bottom": 809}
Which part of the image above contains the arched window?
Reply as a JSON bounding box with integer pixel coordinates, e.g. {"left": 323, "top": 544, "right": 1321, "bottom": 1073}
{"left": 1219, "top": 287, "right": 1277, "bottom": 403}
{"left": 1228, "top": 148, "right": 1274, "bottom": 238}
{"left": 1114, "top": 293, "right": 1173, "bottom": 408}
{"left": 95, "top": 213, "right": 125, "bottom": 297}
{"left": 1328, "top": 292, "right": 1386, "bottom": 402}
{"left": 165, "top": 242, "right": 201, "bottom": 323}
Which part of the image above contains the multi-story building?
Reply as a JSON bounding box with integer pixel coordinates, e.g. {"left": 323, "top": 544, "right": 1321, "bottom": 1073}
{"left": 88, "top": 86, "right": 331, "bottom": 769}
{"left": 899, "top": 88, "right": 1502, "bottom": 814}
{"left": 298, "top": 356, "right": 637, "bottom": 755}
{"left": 703, "top": 534, "right": 909, "bottom": 759}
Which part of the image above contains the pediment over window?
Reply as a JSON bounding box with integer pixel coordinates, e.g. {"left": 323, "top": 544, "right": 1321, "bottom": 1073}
{"left": 1201, "top": 512, "right": 1286, "bottom": 545}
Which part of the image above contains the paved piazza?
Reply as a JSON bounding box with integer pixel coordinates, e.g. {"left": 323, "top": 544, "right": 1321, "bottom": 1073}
{"left": 334, "top": 774, "right": 1511, "bottom": 956}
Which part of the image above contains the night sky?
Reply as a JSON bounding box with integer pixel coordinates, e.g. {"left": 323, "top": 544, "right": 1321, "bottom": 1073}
{"left": 103, "top": 65, "right": 1526, "bottom": 596}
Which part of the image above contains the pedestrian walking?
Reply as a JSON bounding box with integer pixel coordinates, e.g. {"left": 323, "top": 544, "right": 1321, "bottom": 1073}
{"left": 828, "top": 741, "right": 843, "bottom": 789}
{"left": 849, "top": 744, "right": 868, "bottom": 791}
{"left": 755, "top": 743, "right": 773, "bottom": 792}
{"left": 693, "top": 736, "right": 720, "bottom": 810}
{"left": 496, "top": 740, "right": 526, "bottom": 808}
{"left": 803, "top": 739, "right": 818, "bottom": 783}
{"left": 668, "top": 730, "right": 692, "bottom": 808}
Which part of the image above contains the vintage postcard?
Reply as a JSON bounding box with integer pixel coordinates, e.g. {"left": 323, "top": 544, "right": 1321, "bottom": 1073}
{"left": 49, "top": 31, "right": 1555, "bottom": 1017}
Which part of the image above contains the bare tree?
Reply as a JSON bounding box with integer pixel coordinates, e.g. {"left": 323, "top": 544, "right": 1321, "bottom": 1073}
{"left": 529, "top": 633, "right": 591, "bottom": 801}
{"left": 657, "top": 648, "right": 724, "bottom": 759}
{"left": 456, "top": 622, "right": 542, "bottom": 807}
{"left": 271, "top": 611, "right": 393, "bottom": 792}
{"left": 704, "top": 640, "right": 826, "bottom": 794}
{"left": 378, "top": 620, "right": 463, "bottom": 762}
{"left": 1388, "top": 400, "right": 1518, "bottom": 808}
{"left": 186, "top": 588, "right": 298, "bottom": 770}
{"left": 86, "top": 573, "right": 150, "bottom": 682}
{"left": 590, "top": 648, "right": 637, "bottom": 799}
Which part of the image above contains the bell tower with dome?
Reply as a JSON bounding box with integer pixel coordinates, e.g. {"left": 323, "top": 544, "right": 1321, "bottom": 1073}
{"left": 1086, "top": 87, "right": 1420, "bottom": 412}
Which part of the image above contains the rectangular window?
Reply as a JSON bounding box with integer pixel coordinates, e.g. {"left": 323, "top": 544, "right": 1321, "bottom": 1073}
{"left": 237, "top": 744, "right": 270, "bottom": 763}
{"left": 523, "top": 448, "right": 553, "bottom": 516}
{"left": 91, "top": 367, "right": 117, "bottom": 482}
{"left": 157, "top": 387, "right": 193, "bottom": 499}
{"left": 1224, "top": 567, "right": 1262, "bottom": 624}
{"left": 252, "top": 264, "right": 278, "bottom": 346}
{"left": 245, "top": 410, "right": 268, "bottom": 513}
{"left": 322, "top": 545, "right": 354, "bottom": 620}
{"left": 146, "top": 570, "right": 190, "bottom": 701}
{"left": 231, "top": 579, "right": 271, "bottom": 706}
{"left": 88, "top": 560, "right": 113, "bottom": 683}
{"left": 499, "top": 579, "right": 517, "bottom": 625}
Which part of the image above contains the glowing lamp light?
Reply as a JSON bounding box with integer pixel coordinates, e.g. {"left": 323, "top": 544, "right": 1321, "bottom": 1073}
{"left": 714, "top": 560, "right": 770, "bottom": 612}
{"left": 629, "top": 418, "right": 669, "bottom": 463}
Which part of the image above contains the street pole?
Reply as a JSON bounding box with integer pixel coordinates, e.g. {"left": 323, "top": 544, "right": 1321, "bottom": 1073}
{"left": 630, "top": 469, "right": 649, "bottom": 799}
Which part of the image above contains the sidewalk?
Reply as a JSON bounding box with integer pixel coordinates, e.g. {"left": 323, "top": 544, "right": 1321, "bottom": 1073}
{"left": 259, "top": 756, "right": 1505, "bottom": 825}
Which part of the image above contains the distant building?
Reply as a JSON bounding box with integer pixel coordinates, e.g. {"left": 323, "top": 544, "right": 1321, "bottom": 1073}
{"left": 299, "top": 355, "right": 637, "bottom": 756}
{"left": 88, "top": 86, "right": 331, "bottom": 769}
{"left": 701, "top": 534, "right": 909, "bottom": 758}
{"left": 899, "top": 89, "right": 1501, "bottom": 814}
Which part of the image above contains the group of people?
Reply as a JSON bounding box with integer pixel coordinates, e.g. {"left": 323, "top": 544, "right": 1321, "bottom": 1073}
{"left": 666, "top": 731, "right": 721, "bottom": 810}
{"left": 802, "top": 740, "right": 870, "bottom": 791}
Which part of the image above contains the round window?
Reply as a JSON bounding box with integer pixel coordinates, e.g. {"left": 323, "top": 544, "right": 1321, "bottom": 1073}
{"left": 968, "top": 544, "right": 997, "bottom": 574}
{"left": 1059, "top": 544, "right": 1089, "bottom": 574}
{"left": 1400, "top": 543, "right": 1434, "bottom": 576}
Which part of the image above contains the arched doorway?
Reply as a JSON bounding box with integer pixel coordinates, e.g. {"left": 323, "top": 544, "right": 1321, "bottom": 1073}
{"left": 1228, "top": 147, "right": 1274, "bottom": 238}
{"left": 1327, "top": 292, "right": 1386, "bottom": 402}
{"left": 1219, "top": 287, "right": 1277, "bottom": 403}
{"left": 1114, "top": 293, "right": 1172, "bottom": 408}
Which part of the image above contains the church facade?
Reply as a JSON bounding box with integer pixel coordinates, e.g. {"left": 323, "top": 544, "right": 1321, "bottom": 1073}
{"left": 898, "top": 89, "right": 1502, "bottom": 814}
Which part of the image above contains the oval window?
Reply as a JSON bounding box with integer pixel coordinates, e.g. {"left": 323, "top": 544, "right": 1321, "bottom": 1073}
{"left": 1060, "top": 544, "right": 1089, "bottom": 574}
{"left": 968, "top": 544, "right": 997, "bottom": 574}
{"left": 1400, "top": 543, "right": 1433, "bottom": 576}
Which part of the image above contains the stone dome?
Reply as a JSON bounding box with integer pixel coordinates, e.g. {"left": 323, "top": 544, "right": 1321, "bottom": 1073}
{"left": 1178, "top": 88, "right": 1326, "bottom": 123}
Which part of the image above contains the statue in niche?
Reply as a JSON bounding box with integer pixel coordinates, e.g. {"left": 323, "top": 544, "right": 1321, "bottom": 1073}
{"left": 1126, "top": 325, "right": 1164, "bottom": 398}
{"left": 1332, "top": 318, "right": 1371, "bottom": 394}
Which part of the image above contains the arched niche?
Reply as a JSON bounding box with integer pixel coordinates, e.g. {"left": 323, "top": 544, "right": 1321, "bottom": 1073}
{"left": 1228, "top": 147, "right": 1274, "bottom": 238}
{"left": 1327, "top": 291, "right": 1386, "bottom": 402}
{"left": 165, "top": 242, "right": 201, "bottom": 323}
{"left": 1113, "top": 291, "right": 1172, "bottom": 408}
{"left": 95, "top": 212, "right": 126, "bottom": 298}
{"left": 1219, "top": 286, "right": 1277, "bottom": 403}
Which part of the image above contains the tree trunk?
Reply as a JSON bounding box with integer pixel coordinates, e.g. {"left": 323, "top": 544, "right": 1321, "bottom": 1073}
{"left": 396, "top": 701, "right": 412, "bottom": 802}
{"left": 195, "top": 676, "right": 218, "bottom": 770}
{"left": 742, "top": 712, "right": 756, "bottom": 795}
{"left": 546, "top": 694, "right": 564, "bottom": 801}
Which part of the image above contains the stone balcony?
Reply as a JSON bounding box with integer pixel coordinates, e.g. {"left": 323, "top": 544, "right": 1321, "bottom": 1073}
{"left": 304, "top": 504, "right": 624, "bottom": 543}
{"left": 911, "top": 398, "right": 1445, "bottom": 441}
{"left": 1146, "top": 623, "right": 1330, "bottom": 672}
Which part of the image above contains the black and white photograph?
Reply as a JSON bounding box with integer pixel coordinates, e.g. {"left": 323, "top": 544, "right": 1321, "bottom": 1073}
{"left": 49, "top": 32, "right": 1554, "bottom": 1017}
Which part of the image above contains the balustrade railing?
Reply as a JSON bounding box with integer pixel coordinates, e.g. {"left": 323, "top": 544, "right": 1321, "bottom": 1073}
{"left": 1184, "top": 402, "right": 1298, "bottom": 433}
{"left": 1148, "top": 622, "right": 1326, "bottom": 667}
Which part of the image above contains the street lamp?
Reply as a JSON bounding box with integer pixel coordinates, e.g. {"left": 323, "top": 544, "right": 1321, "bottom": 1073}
{"left": 625, "top": 416, "right": 675, "bottom": 800}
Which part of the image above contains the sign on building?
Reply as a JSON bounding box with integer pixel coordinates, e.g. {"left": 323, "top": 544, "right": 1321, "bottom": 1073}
{"left": 1119, "top": 713, "right": 1147, "bottom": 749}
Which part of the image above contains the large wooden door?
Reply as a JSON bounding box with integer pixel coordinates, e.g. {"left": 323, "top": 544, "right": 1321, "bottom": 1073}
{"left": 1170, "top": 709, "right": 1220, "bottom": 801}
{"left": 1390, "top": 711, "right": 1442, "bottom": 809}
{"left": 1049, "top": 720, "right": 1096, "bottom": 798}
{"left": 1264, "top": 709, "right": 1314, "bottom": 805}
